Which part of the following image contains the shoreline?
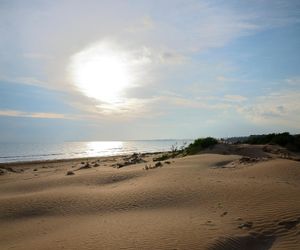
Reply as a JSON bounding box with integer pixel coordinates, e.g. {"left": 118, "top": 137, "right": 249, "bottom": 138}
{"left": 0, "top": 139, "right": 192, "bottom": 166}
{"left": 0, "top": 151, "right": 165, "bottom": 167}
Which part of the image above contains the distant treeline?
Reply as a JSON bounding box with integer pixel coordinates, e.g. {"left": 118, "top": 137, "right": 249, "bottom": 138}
{"left": 184, "top": 133, "right": 300, "bottom": 154}
{"left": 244, "top": 132, "right": 300, "bottom": 151}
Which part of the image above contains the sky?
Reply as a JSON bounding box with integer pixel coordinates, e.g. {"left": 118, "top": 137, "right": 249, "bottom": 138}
{"left": 0, "top": 0, "right": 300, "bottom": 142}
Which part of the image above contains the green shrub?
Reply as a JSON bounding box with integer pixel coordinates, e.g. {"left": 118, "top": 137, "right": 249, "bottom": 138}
{"left": 185, "top": 137, "right": 218, "bottom": 155}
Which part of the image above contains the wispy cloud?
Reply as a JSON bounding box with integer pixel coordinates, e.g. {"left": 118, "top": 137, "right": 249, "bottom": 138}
{"left": 0, "top": 109, "right": 69, "bottom": 119}
{"left": 285, "top": 76, "right": 300, "bottom": 86}
{"left": 224, "top": 95, "right": 248, "bottom": 102}
{"left": 0, "top": 75, "right": 47, "bottom": 87}
{"left": 22, "top": 53, "right": 53, "bottom": 60}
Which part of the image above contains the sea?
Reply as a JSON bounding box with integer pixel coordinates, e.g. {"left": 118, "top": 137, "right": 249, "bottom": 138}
{"left": 0, "top": 140, "right": 192, "bottom": 163}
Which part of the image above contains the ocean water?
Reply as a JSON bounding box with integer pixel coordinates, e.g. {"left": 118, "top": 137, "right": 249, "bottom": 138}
{"left": 0, "top": 140, "right": 192, "bottom": 163}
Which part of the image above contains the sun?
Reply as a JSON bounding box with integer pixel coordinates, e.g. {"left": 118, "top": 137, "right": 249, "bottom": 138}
{"left": 69, "top": 42, "right": 133, "bottom": 103}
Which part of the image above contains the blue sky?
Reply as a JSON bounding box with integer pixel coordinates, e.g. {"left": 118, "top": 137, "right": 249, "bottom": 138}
{"left": 0, "top": 0, "right": 300, "bottom": 142}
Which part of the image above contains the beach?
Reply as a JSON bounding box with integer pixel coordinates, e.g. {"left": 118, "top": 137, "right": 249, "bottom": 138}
{"left": 1, "top": 144, "right": 300, "bottom": 249}
{"left": 3, "top": 1, "right": 300, "bottom": 249}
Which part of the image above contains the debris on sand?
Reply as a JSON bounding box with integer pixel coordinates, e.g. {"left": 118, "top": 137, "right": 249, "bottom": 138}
{"left": 0, "top": 168, "right": 6, "bottom": 175}
{"left": 219, "top": 156, "right": 270, "bottom": 169}
{"left": 155, "top": 161, "right": 163, "bottom": 167}
{"left": 220, "top": 211, "right": 228, "bottom": 217}
{"left": 77, "top": 162, "right": 91, "bottom": 170}
{"left": 66, "top": 171, "right": 75, "bottom": 176}
{"left": 112, "top": 163, "right": 125, "bottom": 169}
{"left": 238, "top": 221, "right": 253, "bottom": 229}
{"left": 113, "top": 153, "right": 146, "bottom": 168}
{"left": 0, "top": 167, "right": 23, "bottom": 174}
{"left": 144, "top": 161, "right": 163, "bottom": 170}
{"left": 239, "top": 157, "right": 261, "bottom": 164}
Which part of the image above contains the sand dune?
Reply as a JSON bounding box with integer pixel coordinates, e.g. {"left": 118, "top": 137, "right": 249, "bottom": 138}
{"left": 0, "top": 145, "right": 300, "bottom": 249}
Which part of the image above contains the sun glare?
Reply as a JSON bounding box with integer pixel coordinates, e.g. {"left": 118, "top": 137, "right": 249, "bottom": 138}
{"left": 69, "top": 42, "right": 134, "bottom": 103}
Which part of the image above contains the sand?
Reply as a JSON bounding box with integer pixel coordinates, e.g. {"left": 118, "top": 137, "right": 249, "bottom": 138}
{"left": 0, "top": 145, "right": 300, "bottom": 249}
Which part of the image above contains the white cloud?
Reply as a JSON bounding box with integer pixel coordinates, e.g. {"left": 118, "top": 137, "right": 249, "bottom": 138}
{"left": 237, "top": 91, "right": 300, "bottom": 128}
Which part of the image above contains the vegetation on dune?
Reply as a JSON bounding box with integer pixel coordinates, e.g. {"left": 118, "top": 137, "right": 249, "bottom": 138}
{"left": 245, "top": 132, "right": 300, "bottom": 151}
{"left": 153, "top": 137, "right": 219, "bottom": 160}
{"left": 153, "top": 153, "right": 172, "bottom": 162}
{"left": 153, "top": 142, "right": 186, "bottom": 161}
{"left": 153, "top": 132, "right": 300, "bottom": 162}
{"left": 184, "top": 137, "right": 218, "bottom": 155}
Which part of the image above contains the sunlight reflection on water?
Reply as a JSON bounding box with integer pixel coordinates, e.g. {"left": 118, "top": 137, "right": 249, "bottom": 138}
{"left": 85, "top": 141, "right": 123, "bottom": 157}
{"left": 0, "top": 140, "right": 192, "bottom": 163}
